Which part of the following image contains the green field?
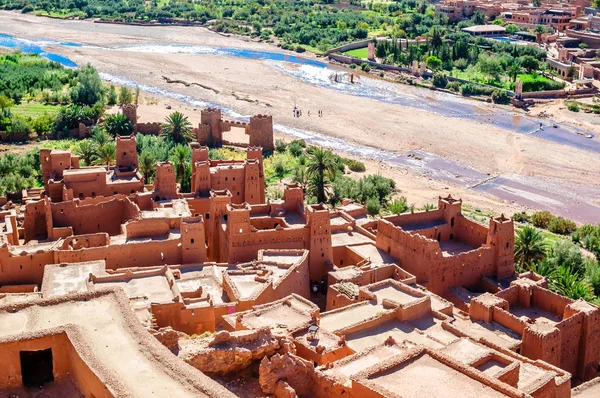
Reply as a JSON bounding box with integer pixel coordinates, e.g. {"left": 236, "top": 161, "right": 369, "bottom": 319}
{"left": 344, "top": 47, "right": 369, "bottom": 59}
{"left": 11, "top": 102, "right": 61, "bottom": 119}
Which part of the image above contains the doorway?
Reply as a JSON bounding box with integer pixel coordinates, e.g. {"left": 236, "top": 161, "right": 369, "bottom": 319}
{"left": 20, "top": 349, "right": 54, "bottom": 387}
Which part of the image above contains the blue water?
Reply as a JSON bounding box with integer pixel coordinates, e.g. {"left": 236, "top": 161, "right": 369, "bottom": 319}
{"left": 492, "top": 37, "right": 518, "bottom": 43}
{"left": 0, "top": 33, "right": 79, "bottom": 67}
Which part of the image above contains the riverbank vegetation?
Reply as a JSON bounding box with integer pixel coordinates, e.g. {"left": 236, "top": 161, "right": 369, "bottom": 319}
{"left": 515, "top": 224, "right": 600, "bottom": 304}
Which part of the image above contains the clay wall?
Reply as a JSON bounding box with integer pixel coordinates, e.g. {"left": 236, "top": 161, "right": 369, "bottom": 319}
{"left": 428, "top": 247, "right": 495, "bottom": 294}
{"left": 136, "top": 122, "right": 161, "bottom": 135}
{"left": 51, "top": 198, "right": 139, "bottom": 236}
{"left": 556, "top": 311, "right": 584, "bottom": 377}
{"left": 0, "top": 249, "right": 56, "bottom": 285}
{"left": 326, "top": 285, "right": 358, "bottom": 310}
{"left": 247, "top": 115, "right": 274, "bottom": 152}
{"left": 375, "top": 219, "right": 437, "bottom": 283}
{"left": 395, "top": 296, "right": 432, "bottom": 322}
{"left": 0, "top": 330, "right": 110, "bottom": 397}
{"left": 224, "top": 227, "right": 309, "bottom": 264}
{"left": 531, "top": 286, "right": 572, "bottom": 317}
{"left": 124, "top": 218, "right": 170, "bottom": 239}
{"left": 23, "top": 199, "right": 50, "bottom": 242}
{"left": 152, "top": 302, "right": 216, "bottom": 334}
{"left": 495, "top": 285, "right": 520, "bottom": 306}
{"left": 116, "top": 135, "right": 138, "bottom": 170}
{"left": 62, "top": 233, "right": 109, "bottom": 250}
{"left": 492, "top": 307, "right": 527, "bottom": 335}
{"left": 332, "top": 246, "right": 365, "bottom": 268}
{"left": 56, "top": 237, "right": 183, "bottom": 271}
{"left": 453, "top": 216, "right": 488, "bottom": 248}
{"left": 383, "top": 208, "right": 444, "bottom": 228}
{"left": 522, "top": 325, "right": 561, "bottom": 368}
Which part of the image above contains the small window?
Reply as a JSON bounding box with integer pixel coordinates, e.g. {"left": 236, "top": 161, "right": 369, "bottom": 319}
{"left": 191, "top": 239, "right": 195, "bottom": 244}
{"left": 205, "top": 213, "right": 210, "bottom": 220}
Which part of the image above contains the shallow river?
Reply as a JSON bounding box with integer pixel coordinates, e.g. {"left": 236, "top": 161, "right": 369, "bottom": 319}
{"left": 1, "top": 33, "right": 599, "bottom": 222}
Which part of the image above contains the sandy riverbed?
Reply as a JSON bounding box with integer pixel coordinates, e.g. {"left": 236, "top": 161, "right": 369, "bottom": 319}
{"left": 1, "top": 11, "right": 599, "bottom": 221}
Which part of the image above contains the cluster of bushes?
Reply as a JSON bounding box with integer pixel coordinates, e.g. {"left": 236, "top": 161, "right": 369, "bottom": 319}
{"left": 523, "top": 211, "right": 578, "bottom": 235}
{"left": 517, "top": 72, "right": 564, "bottom": 92}
{"left": 0, "top": 149, "right": 41, "bottom": 196}
{"left": 515, "top": 227, "right": 600, "bottom": 302}
{"left": 330, "top": 174, "right": 396, "bottom": 215}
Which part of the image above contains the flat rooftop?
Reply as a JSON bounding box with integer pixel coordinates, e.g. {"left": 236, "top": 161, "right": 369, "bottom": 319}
{"left": 42, "top": 261, "right": 106, "bottom": 298}
{"left": 451, "top": 315, "right": 521, "bottom": 351}
{"left": 331, "top": 231, "right": 374, "bottom": 247}
{"left": 350, "top": 243, "right": 397, "bottom": 266}
{"left": 320, "top": 302, "right": 386, "bottom": 333}
{"left": 322, "top": 343, "right": 410, "bottom": 386}
{"left": 370, "top": 283, "right": 421, "bottom": 305}
{"left": 510, "top": 304, "right": 562, "bottom": 326}
{"left": 344, "top": 316, "right": 457, "bottom": 352}
{"left": 363, "top": 353, "right": 509, "bottom": 398}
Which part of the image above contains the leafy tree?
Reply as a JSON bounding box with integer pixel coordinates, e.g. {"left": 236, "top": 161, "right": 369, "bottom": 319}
{"left": 366, "top": 196, "right": 381, "bottom": 216}
{"left": 426, "top": 55, "right": 442, "bottom": 71}
{"left": 532, "top": 0, "right": 541, "bottom": 7}
{"left": 107, "top": 85, "right": 118, "bottom": 106}
{"left": 70, "top": 64, "right": 103, "bottom": 106}
{"left": 430, "top": 27, "right": 443, "bottom": 55}
{"left": 104, "top": 113, "right": 133, "bottom": 136}
{"left": 306, "top": 148, "right": 338, "bottom": 203}
{"left": 505, "top": 24, "right": 519, "bottom": 34}
{"left": 477, "top": 53, "right": 503, "bottom": 82}
{"left": 93, "top": 142, "right": 116, "bottom": 167}
{"left": 90, "top": 127, "right": 111, "bottom": 147}
{"left": 160, "top": 111, "right": 194, "bottom": 144}
{"left": 514, "top": 226, "right": 546, "bottom": 269}
{"left": 169, "top": 145, "right": 190, "bottom": 189}
{"left": 520, "top": 55, "right": 539, "bottom": 72}
{"left": 507, "top": 60, "right": 522, "bottom": 82}
{"left": 119, "top": 86, "right": 133, "bottom": 105}
{"left": 139, "top": 151, "right": 156, "bottom": 183}
{"left": 75, "top": 139, "right": 96, "bottom": 166}
{"left": 471, "top": 10, "right": 485, "bottom": 25}
{"left": 387, "top": 197, "right": 410, "bottom": 214}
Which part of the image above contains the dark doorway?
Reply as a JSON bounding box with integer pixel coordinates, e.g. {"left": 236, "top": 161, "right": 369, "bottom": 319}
{"left": 20, "top": 349, "right": 54, "bottom": 387}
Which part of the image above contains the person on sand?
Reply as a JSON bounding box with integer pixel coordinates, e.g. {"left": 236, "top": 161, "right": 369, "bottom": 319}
{"left": 308, "top": 110, "right": 311, "bottom": 117}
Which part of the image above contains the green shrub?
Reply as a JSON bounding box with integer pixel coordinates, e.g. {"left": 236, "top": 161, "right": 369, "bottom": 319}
{"left": 274, "top": 159, "right": 286, "bottom": 177}
{"left": 360, "top": 62, "right": 371, "bottom": 72}
{"left": 460, "top": 83, "right": 493, "bottom": 96}
{"left": 295, "top": 46, "right": 306, "bottom": 53}
{"left": 568, "top": 103, "right": 580, "bottom": 112}
{"left": 547, "top": 217, "right": 577, "bottom": 235}
{"left": 512, "top": 212, "right": 530, "bottom": 223}
{"left": 289, "top": 141, "right": 304, "bottom": 157}
{"left": 531, "top": 211, "right": 556, "bottom": 229}
{"left": 342, "top": 158, "right": 366, "bottom": 172}
{"left": 446, "top": 81, "right": 461, "bottom": 92}
{"left": 366, "top": 196, "right": 381, "bottom": 216}
{"left": 432, "top": 73, "right": 448, "bottom": 88}
{"left": 491, "top": 89, "right": 510, "bottom": 104}
{"left": 387, "top": 197, "right": 409, "bottom": 214}
{"left": 275, "top": 139, "right": 287, "bottom": 153}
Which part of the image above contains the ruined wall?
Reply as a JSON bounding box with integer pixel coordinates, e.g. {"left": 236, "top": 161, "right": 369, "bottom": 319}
{"left": 0, "top": 248, "right": 56, "bottom": 285}
{"left": 152, "top": 302, "right": 216, "bottom": 334}
{"left": 51, "top": 198, "right": 139, "bottom": 236}
{"left": 124, "top": 218, "right": 170, "bottom": 239}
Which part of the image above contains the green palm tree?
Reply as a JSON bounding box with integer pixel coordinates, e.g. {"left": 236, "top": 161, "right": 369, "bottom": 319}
{"left": 90, "top": 127, "right": 110, "bottom": 147}
{"left": 75, "top": 139, "right": 95, "bottom": 166}
{"left": 93, "top": 142, "right": 116, "bottom": 167}
{"left": 515, "top": 226, "right": 547, "bottom": 269}
{"left": 306, "top": 147, "right": 338, "bottom": 203}
{"left": 169, "top": 145, "right": 189, "bottom": 187}
{"left": 161, "top": 111, "right": 194, "bottom": 144}
{"left": 104, "top": 113, "right": 133, "bottom": 136}
{"left": 507, "top": 60, "right": 522, "bottom": 83}
{"left": 139, "top": 151, "right": 156, "bottom": 183}
{"left": 550, "top": 265, "right": 594, "bottom": 300}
